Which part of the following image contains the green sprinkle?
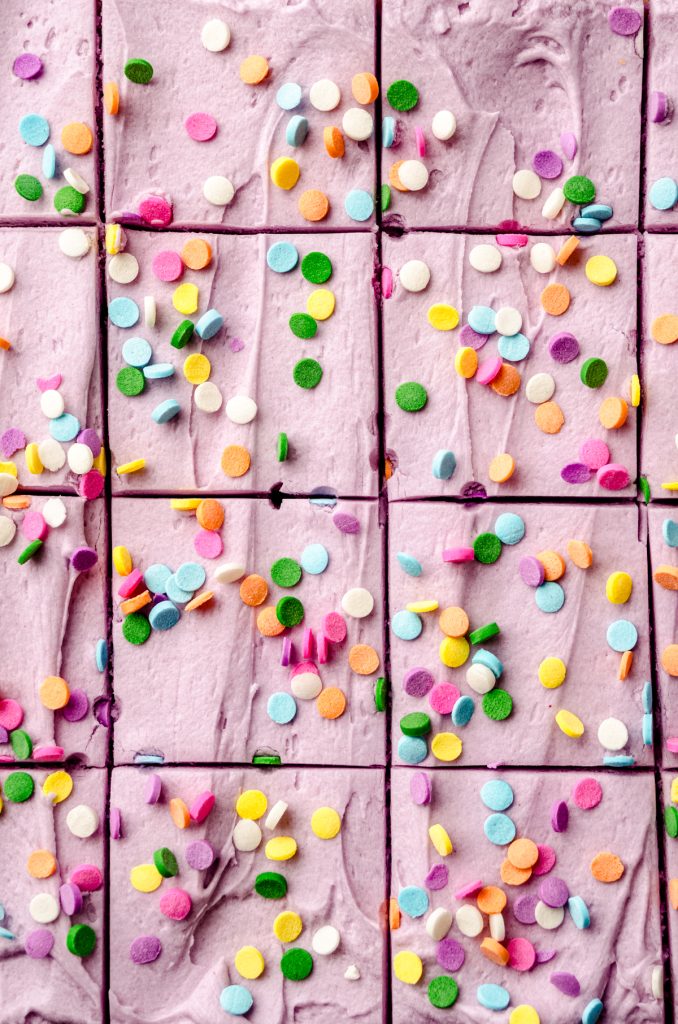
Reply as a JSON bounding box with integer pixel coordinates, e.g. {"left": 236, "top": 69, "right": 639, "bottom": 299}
{"left": 277, "top": 432, "right": 288, "bottom": 462}
{"left": 289, "top": 313, "right": 317, "bottom": 339}
{"left": 580, "top": 357, "right": 608, "bottom": 389}
{"left": 255, "top": 871, "right": 287, "bottom": 898}
{"left": 280, "top": 948, "right": 313, "bottom": 980}
{"left": 482, "top": 689, "right": 513, "bottom": 721}
{"left": 374, "top": 676, "right": 387, "bottom": 712}
{"left": 395, "top": 381, "right": 427, "bottom": 412}
{"left": 66, "top": 923, "right": 97, "bottom": 958}
{"left": 54, "top": 186, "right": 85, "bottom": 215}
{"left": 387, "top": 79, "right": 419, "bottom": 112}
{"left": 639, "top": 475, "right": 650, "bottom": 504}
{"left": 271, "top": 557, "right": 302, "bottom": 588}
{"left": 252, "top": 754, "right": 281, "bottom": 765}
{"left": 473, "top": 533, "right": 502, "bottom": 565}
{"left": 469, "top": 623, "right": 500, "bottom": 645}
{"left": 428, "top": 976, "right": 459, "bottom": 1009}
{"left": 116, "top": 367, "right": 145, "bottom": 397}
{"left": 276, "top": 596, "right": 304, "bottom": 627}
{"left": 15, "top": 174, "right": 42, "bottom": 201}
{"left": 665, "top": 805, "right": 678, "bottom": 838}
{"left": 293, "top": 358, "right": 322, "bottom": 390}
{"left": 122, "top": 612, "right": 151, "bottom": 645}
{"left": 18, "top": 539, "right": 42, "bottom": 564}
{"left": 3, "top": 771, "right": 34, "bottom": 802}
{"left": 124, "top": 58, "right": 154, "bottom": 84}
{"left": 400, "top": 711, "right": 431, "bottom": 737}
{"left": 153, "top": 847, "right": 178, "bottom": 877}
{"left": 10, "top": 729, "right": 32, "bottom": 760}
{"left": 171, "top": 319, "right": 195, "bottom": 349}
{"left": 301, "top": 252, "right": 332, "bottom": 284}
{"left": 563, "top": 175, "right": 596, "bottom": 205}
{"left": 381, "top": 183, "right": 391, "bottom": 212}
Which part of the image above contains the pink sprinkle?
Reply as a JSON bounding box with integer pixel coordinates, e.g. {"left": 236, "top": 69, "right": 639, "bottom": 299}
{"left": 442, "top": 546, "right": 474, "bottom": 563}
{"left": 70, "top": 864, "right": 103, "bottom": 892}
{"left": 144, "top": 774, "right": 162, "bottom": 804}
{"left": 22, "top": 511, "right": 48, "bottom": 541}
{"left": 454, "top": 879, "right": 483, "bottom": 900}
{"left": 532, "top": 844, "right": 557, "bottom": 876}
{"left": 495, "top": 233, "right": 529, "bottom": 248}
{"left": 33, "top": 744, "right": 64, "bottom": 760}
{"left": 194, "top": 529, "right": 223, "bottom": 559}
{"left": 138, "top": 194, "right": 173, "bottom": 227}
{"left": 507, "top": 937, "right": 536, "bottom": 972}
{"left": 597, "top": 463, "right": 630, "bottom": 490}
{"left": 79, "top": 469, "right": 105, "bottom": 501}
{"left": 428, "top": 682, "right": 461, "bottom": 715}
{"left": 189, "top": 790, "right": 215, "bottom": 823}
{"left": 290, "top": 660, "right": 318, "bottom": 678}
{"left": 185, "top": 112, "right": 218, "bottom": 142}
{"left": 649, "top": 91, "right": 669, "bottom": 124}
{"left": 410, "top": 771, "right": 431, "bottom": 805}
{"left": 333, "top": 511, "right": 360, "bottom": 534}
{"left": 579, "top": 438, "right": 610, "bottom": 470}
{"left": 159, "top": 887, "right": 192, "bottom": 920}
{"left": 36, "top": 374, "right": 62, "bottom": 393}
{"left": 608, "top": 6, "right": 642, "bottom": 36}
{"left": 667, "top": 737, "right": 678, "bottom": 753}
{"left": 230, "top": 336, "right": 245, "bottom": 352}
{"left": 476, "top": 356, "right": 502, "bottom": 386}
{"left": 560, "top": 132, "right": 578, "bottom": 160}
{"left": 280, "top": 636, "right": 293, "bottom": 666}
{"left": 323, "top": 611, "right": 347, "bottom": 643}
{"left": 572, "top": 776, "right": 603, "bottom": 810}
{"left": 381, "top": 266, "right": 393, "bottom": 299}
{"left": 0, "top": 699, "right": 24, "bottom": 731}
{"left": 414, "top": 126, "right": 426, "bottom": 157}
{"left": 317, "top": 632, "right": 328, "bottom": 664}
{"left": 152, "top": 250, "right": 184, "bottom": 282}
{"left": 302, "top": 627, "right": 314, "bottom": 659}
{"left": 110, "top": 807, "right": 123, "bottom": 839}
{"left": 118, "top": 568, "right": 143, "bottom": 599}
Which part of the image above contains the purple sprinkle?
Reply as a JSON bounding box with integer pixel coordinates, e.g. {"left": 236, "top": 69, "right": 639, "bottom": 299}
{"left": 13, "top": 53, "right": 44, "bottom": 80}
{"left": 144, "top": 773, "right": 162, "bottom": 804}
{"left": 551, "top": 799, "right": 569, "bottom": 833}
{"left": 460, "top": 481, "right": 487, "bottom": 499}
{"left": 24, "top": 928, "right": 54, "bottom": 958}
{"left": 280, "top": 635, "right": 293, "bottom": 666}
{"left": 532, "top": 149, "right": 564, "bottom": 180}
{"left": 425, "top": 864, "right": 449, "bottom": 891}
{"left": 436, "top": 938, "right": 465, "bottom": 972}
{"left": 548, "top": 331, "right": 580, "bottom": 364}
{"left": 513, "top": 893, "right": 540, "bottom": 924}
{"left": 230, "top": 336, "right": 244, "bottom": 352}
{"left": 59, "top": 882, "right": 83, "bottom": 916}
{"left": 62, "top": 688, "right": 89, "bottom": 723}
{"left": 550, "top": 971, "right": 581, "bottom": 997}
{"left": 110, "top": 807, "right": 123, "bottom": 840}
{"left": 410, "top": 771, "right": 432, "bottom": 805}
{"left": 93, "top": 696, "right": 112, "bottom": 727}
{"left": 459, "top": 323, "right": 489, "bottom": 351}
{"left": 519, "top": 555, "right": 545, "bottom": 588}
{"left": 560, "top": 131, "right": 578, "bottom": 161}
{"left": 561, "top": 463, "right": 593, "bottom": 485}
{"left": 186, "top": 839, "right": 215, "bottom": 871}
{"left": 539, "top": 876, "right": 570, "bottom": 908}
{"left": 130, "top": 935, "right": 162, "bottom": 965}
{"left": 332, "top": 511, "right": 360, "bottom": 534}
{"left": 535, "top": 948, "right": 558, "bottom": 964}
{"left": 77, "top": 428, "right": 102, "bottom": 458}
{"left": 608, "top": 6, "right": 642, "bottom": 36}
{"left": 403, "top": 667, "right": 435, "bottom": 698}
{"left": 70, "top": 546, "right": 98, "bottom": 572}
{"left": 0, "top": 726, "right": 8, "bottom": 744}
{"left": 649, "top": 91, "right": 669, "bottom": 124}
{"left": 0, "top": 428, "right": 26, "bottom": 458}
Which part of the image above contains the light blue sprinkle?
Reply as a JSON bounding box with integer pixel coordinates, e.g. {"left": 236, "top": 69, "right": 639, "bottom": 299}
{"left": 0, "top": 927, "right": 16, "bottom": 941}
{"left": 42, "top": 143, "right": 56, "bottom": 178}
{"left": 286, "top": 114, "right": 308, "bottom": 147}
{"left": 300, "top": 543, "right": 328, "bottom": 575}
{"left": 276, "top": 82, "right": 302, "bottom": 111}
{"left": 152, "top": 399, "right": 181, "bottom": 424}
{"left": 176, "top": 562, "right": 206, "bottom": 591}
{"left": 472, "top": 649, "right": 503, "bottom": 679}
{"left": 581, "top": 203, "right": 613, "bottom": 221}
{"left": 109, "top": 297, "right": 140, "bottom": 328}
{"left": 392, "top": 609, "right": 423, "bottom": 641}
{"left": 345, "top": 189, "right": 374, "bottom": 222}
{"left": 309, "top": 494, "right": 337, "bottom": 507}
{"left": 663, "top": 518, "right": 678, "bottom": 547}
{"left": 642, "top": 681, "right": 653, "bottom": 713}
{"left": 149, "top": 600, "right": 180, "bottom": 630}
{"left": 452, "top": 695, "right": 475, "bottom": 727}
{"left": 134, "top": 753, "right": 165, "bottom": 764}
{"left": 497, "top": 332, "right": 530, "bottom": 361}
{"left": 398, "top": 735, "right": 428, "bottom": 764}
{"left": 649, "top": 176, "right": 678, "bottom": 211}
{"left": 398, "top": 885, "right": 429, "bottom": 918}
{"left": 572, "top": 216, "right": 601, "bottom": 234}
{"left": 581, "top": 998, "right": 604, "bottom": 1024}
{"left": 267, "top": 691, "right": 297, "bottom": 724}
{"left": 567, "top": 894, "right": 590, "bottom": 929}
{"left": 95, "top": 638, "right": 108, "bottom": 672}
{"left": 0, "top": 904, "right": 4, "bottom": 922}
{"left": 144, "top": 362, "right": 174, "bottom": 379}
{"left": 603, "top": 754, "right": 635, "bottom": 767}
{"left": 382, "top": 116, "right": 395, "bottom": 148}
{"left": 220, "top": 984, "right": 254, "bottom": 1016}
{"left": 477, "top": 983, "right": 510, "bottom": 1011}
{"left": 165, "top": 574, "right": 194, "bottom": 605}
{"left": 483, "top": 812, "right": 516, "bottom": 846}
{"left": 480, "top": 780, "right": 514, "bottom": 811}
{"left": 494, "top": 512, "right": 525, "bottom": 546}
{"left": 266, "top": 241, "right": 299, "bottom": 273}
{"left": 49, "top": 413, "right": 80, "bottom": 442}
{"left": 396, "top": 552, "right": 422, "bottom": 577}
{"left": 144, "top": 563, "right": 173, "bottom": 594}
{"left": 642, "top": 713, "right": 653, "bottom": 746}
{"left": 535, "top": 581, "right": 565, "bottom": 613}
{"left": 19, "top": 113, "right": 50, "bottom": 146}
{"left": 122, "top": 336, "right": 152, "bottom": 368}
{"left": 467, "top": 305, "right": 496, "bottom": 335}
{"left": 432, "top": 449, "right": 456, "bottom": 480}
{"left": 606, "top": 618, "right": 638, "bottom": 652}
{"left": 195, "top": 308, "right": 223, "bottom": 340}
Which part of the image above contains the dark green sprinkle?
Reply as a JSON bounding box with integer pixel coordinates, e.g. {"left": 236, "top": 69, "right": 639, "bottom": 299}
{"left": 374, "top": 676, "right": 387, "bottom": 713}
{"left": 171, "top": 319, "right": 195, "bottom": 349}
{"left": 18, "top": 539, "right": 43, "bottom": 565}
{"left": 280, "top": 948, "right": 313, "bottom": 980}
{"left": 277, "top": 432, "right": 288, "bottom": 461}
{"left": 66, "top": 923, "right": 97, "bottom": 957}
{"left": 271, "top": 557, "right": 302, "bottom": 588}
{"left": 54, "top": 186, "right": 85, "bottom": 214}
{"left": 563, "top": 175, "right": 595, "bottom": 205}
{"left": 473, "top": 533, "right": 502, "bottom": 564}
{"left": 301, "top": 252, "right": 332, "bottom": 284}
{"left": 4, "top": 771, "right": 34, "bottom": 802}
{"left": 255, "top": 871, "right": 287, "bottom": 898}
{"left": 293, "top": 358, "right": 322, "bottom": 390}
{"left": 387, "top": 79, "right": 419, "bottom": 112}
{"left": 482, "top": 689, "right": 513, "bottom": 721}
{"left": 124, "top": 58, "right": 154, "bottom": 84}
{"left": 639, "top": 475, "right": 650, "bottom": 504}
{"left": 580, "top": 357, "right": 608, "bottom": 389}
{"left": 153, "top": 847, "right": 178, "bottom": 877}
{"left": 395, "top": 381, "right": 427, "bottom": 412}
{"left": 10, "top": 729, "right": 32, "bottom": 760}
{"left": 252, "top": 754, "right": 281, "bottom": 765}
{"left": 116, "top": 366, "right": 145, "bottom": 397}
{"left": 428, "top": 976, "right": 459, "bottom": 1009}
{"left": 122, "top": 612, "right": 151, "bottom": 645}
{"left": 381, "top": 184, "right": 391, "bottom": 212}
{"left": 289, "top": 313, "right": 317, "bottom": 339}
{"left": 666, "top": 805, "right": 678, "bottom": 839}
{"left": 276, "top": 596, "right": 304, "bottom": 627}
{"left": 400, "top": 711, "right": 431, "bottom": 737}
{"left": 469, "top": 623, "right": 500, "bottom": 645}
{"left": 15, "top": 174, "right": 42, "bottom": 201}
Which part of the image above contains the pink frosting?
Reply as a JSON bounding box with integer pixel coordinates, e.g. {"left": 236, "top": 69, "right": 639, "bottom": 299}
{"left": 649, "top": 509, "right": 678, "bottom": 766}
{"left": 641, "top": 234, "right": 678, "bottom": 493}
{"left": 646, "top": 0, "right": 678, "bottom": 227}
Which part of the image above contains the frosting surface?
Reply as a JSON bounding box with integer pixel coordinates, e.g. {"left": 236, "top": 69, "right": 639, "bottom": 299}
{"left": 645, "top": 0, "right": 678, "bottom": 227}
{"left": 648, "top": 508, "right": 678, "bottom": 767}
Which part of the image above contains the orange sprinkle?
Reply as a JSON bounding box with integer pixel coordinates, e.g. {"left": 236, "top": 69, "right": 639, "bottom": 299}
{"left": 618, "top": 650, "right": 633, "bottom": 680}
{"left": 500, "top": 858, "right": 532, "bottom": 886}
{"left": 240, "top": 574, "right": 268, "bottom": 607}
{"left": 507, "top": 837, "right": 539, "bottom": 869}
{"left": 661, "top": 645, "right": 678, "bottom": 676}
{"left": 389, "top": 161, "right": 409, "bottom": 192}
{"left": 61, "top": 121, "right": 93, "bottom": 155}
{"left": 590, "top": 850, "right": 625, "bottom": 883}
{"left": 38, "top": 675, "right": 70, "bottom": 710}
{"left": 120, "top": 590, "right": 151, "bottom": 615}
{"left": 480, "top": 938, "right": 509, "bottom": 966}
{"left": 316, "top": 687, "right": 347, "bottom": 720}
{"left": 490, "top": 363, "right": 521, "bottom": 397}
{"left": 257, "top": 605, "right": 286, "bottom": 636}
{"left": 455, "top": 346, "right": 478, "bottom": 378}
{"left": 651, "top": 314, "right": 678, "bottom": 345}
{"left": 534, "top": 400, "right": 565, "bottom": 434}
{"left": 239, "top": 55, "right": 269, "bottom": 85}
{"left": 476, "top": 885, "right": 507, "bottom": 914}
{"left": 298, "top": 189, "right": 330, "bottom": 222}
{"left": 384, "top": 457, "right": 394, "bottom": 480}
{"left": 351, "top": 72, "right": 379, "bottom": 104}
{"left": 185, "top": 590, "right": 214, "bottom": 612}
{"left": 536, "top": 549, "right": 566, "bottom": 582}
{"left": 221, "top": 444, "right": 251, "bottom": 478}
{"left": 654, "top": 565, "right": 678, "bottom": 591}
{"left": 104, "top": 81, "right": 119, "bottom": 115}
{"left": 3, "top": 495, "right": 30, "bottom": 509}
{"left": 438, "top": 606, "right": 470, "bottom": 638}
{"left": 181, "top": 238, "right": 212, "bottom": 270}
{"left": 323, "top": 126, "right": 345, "bottom": 159}
{"left": 0, "top": 337, "right": 12, "bottom": 350}
{"left": 348, "top": 643, "right": 380, "bottom": 675}
{"left": 27, "top": 849, "right": 57, "bottom": 878}
{"left": 669, "top": 877, "right": 678, "bottom": 910}
{"left": 389, "top": 898, "right": 401, "bottom": 930}
{"left": 540, "top": 282, "right": 571, "bottom": 316}
{"left": 488, "top": 453, "right": 515, "bottom": 483}
{"left": 169, "top": 797, "right": 191, "bottom": 829}
{"left": 599, "top": 396, "right": 628, "bottom": 430}
{"left": 567, "top": 539, "right": 593, "bottom": 568}
{"left": 196, "top": 498, "right": 225, "bottom": 531}
{"left": 556, "top": 235, "right": 580, "bottom": 266}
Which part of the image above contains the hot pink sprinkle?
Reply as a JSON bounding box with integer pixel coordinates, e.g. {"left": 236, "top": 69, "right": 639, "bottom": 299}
{"left": 152, "top": 250, "right": 184, "bottom": 282}
{"left": 138, "top": 194, "right": 173, "bottom": 227}
{"left": 185, "top": 113, "right": 218, "bottom": 142}
{"left": 381, "top": 266, "right": 393, "bottom": 299}
{"left": 193, "top": 529, "right": 223, "bottom": 559}
{"left": 414, "top": 126, "right": 426, "bottom": 157}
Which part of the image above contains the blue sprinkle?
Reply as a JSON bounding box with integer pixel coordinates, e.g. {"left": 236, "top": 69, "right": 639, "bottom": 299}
{"left": 134, "top": 753, "right": 165, "bottom": 765}
{"left": 149, "top": 600, "right": 180, "bottom": 630}
{"left": 109, "top": 297, "right": 140, "bottom": 328}
{"left": 535, "top": 581, "right": 565, "bottom": 613}
{"left": 398, "top": 885, "right": 429, "bottom": 918}
{"left": 195, "top": 308, "right": 223, "bottom": 340}
{"left": 392, "top": 609, "right": 423, "bottom": 641}
{"left": 286, "top": 114, "right": 308, "bottom": 147}
{"left": 603, "top": 754, "right": 635, "bottom": 768}
{"left": 382, "top": 116, "right": 395, "bottom": 148}
{"left": 467, "top": 305, "right": 496, "bottom": 335}
{"left": 606, "top": 618, "right": 638, "bottom": 652}
{"left": 396, "top": 552, "right": 422, "bottom": 577}
{"left": 276, "top": 82, "right": 302, "bottom": 110}
{"left": 432, "top": 449, "right": 456, "bottom": 480}
{"left": 452, "top": 695, "right": 475, "bottom": 727}
{"left": 42, "top": 143, "right": 56, "bottom": 178}
{"left": 309, "top": 494, "right": 337, "bottom": 508}
{"left": 494, "top": 512, "right": 525, "bottom": 546}
{"left": 477, "top": 984, "right": 510, "bottom": 1011}
{"left": 472, "top": 649, "right": 503, "bottom": 679}
{"left": 345, "top": 189, "right": 374, "bottom": 222}
{"left": 267, "top": 691, "right": 297, "bottom": 724}
{"left": 220, "top": 985, "right": 254, "bottom": 1016}
{"left": 122, "top": 336, "right": 152, "bottom": 368}
{"left": 300, "top": 543, "right": 329, "bottom": 575}
{"left": 144, "top": 362, "right": 175, "bottom": 380}
{"left": 480, "top": 780, "right": 514, "bottom": 811}
{"left": 572, "top": 216, "right": 601, "bottom": 234}
{"left": 19, "top": 113, "right": 50, "bottom": 146}
{"left": 95, "top": 638, "right": 108, "bottom": 672}
{"left": 497, "top": 332, "right": 530, "bottom": 361}
{"left": 165, "top": 574, "right": 194, "bottom": 605}
{"left": 642, "top": 713, "right": 653, "bottom": 746}
{"left": 483, "top": 812, "right": 516, "bottom": 846}
{"left": 175, "top": 562, "right": 206, "bottom": 592}
{"left": 0, "top": 904, "right": 4, "bottom": 922}
{"left": 649, "top": 177, "right": 678, "bottom": 211}
{"left": 0, "top": 927, "right": 16, "bottom": 941}
{"left": 144, "top": 563, "right": 173, "bottom": 594}
{"left": 567, "top": 895, "right": 590, "bottom": 929}
{"left": 642, "top": 681, "right": 653, "bottom": 713}
{"left": 581, "top": 203, "right": 613, "bottom": 221}
{"left": 398, "top": 735, "right": 428, "bottom": 764}
{"left": 152, "top": 399, "right": 181, "bottom": 424}
{"left": 663, "top": 518, "right": 678, "bottom": 547}
{"left": 49, "top": 413, "right": 80, "bottom": 442}
{"left": 581, "top": 998, "right": 604, "bottom": 1024}
{"left": 266, "top": 241, "right": 299, "bottom": 273}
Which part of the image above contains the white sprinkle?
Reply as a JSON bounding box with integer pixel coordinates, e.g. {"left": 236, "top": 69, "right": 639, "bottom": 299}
{"left": 455, "top": 904, "right": 484, "bottom": 937}
{"left": 0, "top": 515, "right": 16, "bottom": 547}
{"left": 63, "top": 167, "right": 90, "bottom": 194}
{"left": 195, "top": 381, "right": 223, "bottom": 413}
{"left": 534, "top": 900, "right": 564, "bottom": 930}
{"left": 489, "top": 912, "right": 505, "bottom": 941}
{"left": 431, "top": 110, "right": 456, "bottom": 141}
{"left": 341, "top": 587, "right": 374, "bottom": 618}
{"left": 495, "top": 307, "right": 522, "bottom": 336}
{"left": 43, "top": 496, "right": 67, "bottom": 527}
{"left": 264, "top": 800, "right": 288, "bottom": 830}
{"left": 309, "top": 79, "right": 341, "bottom": 112}
{"left": 291, "top": 671, "right": 322, "bottom": 700}
{"left": 232, "top": 819, "right": 261, "bottom": 852}
{"left": 512, "top": 169, "right": 542, "bottom": 200}
{"left": 651, "top": 964, "right": 664, "bottom": 999}
{"left": 37, "top": 438, "right": 66, "bottom": 472}
{"left": 542, "top": 186, "right": 566, "bottom": 220}
{"left": 225, "top": 395, "right": 257, "bottom": 424}
{"left": 0, "top": 263, "right": 15, "bottom": 294}
{"left": 59, "top": 227, "right": 90, "bottom": 259}
{"left": 66, "top": 803, "right": 99, "bottom": 838}
{"left": 213, "top": 562, "right": 245, "bottom": 584}
{"left": 398, "top": 160, "right": 429, "bottom": 191}
{"left": 108, "top": 252, "right": 139, "bottom": 284}
{"left": 344, "top": 965, "right": 360, "bottom": 981}
{"left": 530, "top": 242, "right": 557, "bottom": 274}
{"left": 29, "top": 893, "right": 59, "bottom": 924}
{"left": 469, "top": 243, "right": 502, "bottom": 273}
{"left": 311, "top": 925, "right": 340, "bottom": 955}
{"left": 203, "top": 175, "right": 235, "bottom": 206}
{"left": 342, "top": 107, "right": 373, "bottom": 142}
{"left": 399, "top": 259, "right": 430, "bottom": 292}
{"left": 201, "top": 18, "right": 230, "bottom": 51}
{"left": 67, "top": 443, "right": 94, "bottom": 475}
{"left": 526, "top": 372, "right": 556, "bottom": 404}
{"left": 426, "top": 907, "right": 453, "bottom": 941}
{"left": 40, "top": 389, "right": 65, "bottom": 419}
{"left": 597, "top": 716, "right": 629, "bottom": 751}
{"left": 465, "top": 663, "right": 496, "bottom": 695}
{"left": 0, "top": 473, "right": 18, "bottom": 498}
{"left": 144, "top": 296, "right": 156, "bottom": 328}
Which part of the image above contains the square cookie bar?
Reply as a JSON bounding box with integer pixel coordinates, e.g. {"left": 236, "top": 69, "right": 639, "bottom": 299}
{"left": 383, "top": 232, "right": 637, "bottom": 499}
{"left": 390, "top": 767, "right": 663, "bottom": 1023}
{"left": 0, "top": 227, "right": 103, "bottom": 497}
{"left": 107, "top": 230, "right": 378, "bottom": 496}
{"left": 102, "top": 0, "right": 376, "bottom": 229}
{"left": 645, "top": 0, "right": 678, "bottom": 228}
{"left": 381, "top": 0, "right": 643, "bottom": 231}
{"left": 0, "top": 496, "right": 108, "bottom": 766}
{"left": 1, "top": 0, "right": 97, "bottom": 222}
{"left": 389, "top": 501, "right": 652, "bottom": 768}
{"left": 0, "top": 766, "right": 106, "bottom": 1023}
{"left": 112, "top": 496, "right": 385, "bottom": 766}
{"left": 109, "top": 765, "right": 386, "bottom": 1024}
{"left": 648, "top": 508, "right": 678, "bottom": 765}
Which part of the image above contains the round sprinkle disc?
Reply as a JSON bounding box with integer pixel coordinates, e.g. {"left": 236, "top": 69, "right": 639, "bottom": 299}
{"left": 271, "top": 558, "right": 302, "bottom": 588}
{"left": 395, "top": 382, "right": 427, "bottom": 412}
{"left": 473, "top": 533, "right": 502, "bottom": 564}
{"left": 563, "top": 175, "right": 595, "bottom": 204}
{"left": 482, "top": 689, "right": 513, "bottom": 721}
{"left": 289, "top": 313, "right": 317, "bottom": 339}
{"left": 428, "top": 975, "right": 459, "bottom": 1009}
{"left": 124, "top": 58, "right": 154, "bottom": 84}
{"left": 387, "top": 79, "right": 419, "bottom": 111}
{"left": 301, "top": 252, "right": 332, "bottom": 284}
{"left": 116, "top": 367, "right": 145, "bottom": 397}
{"left": 293, "top": 359, "right": 323, "bottom": 390}
{"left": 276, "top": 596, "right": 304, "bottom": 627}
{"left": 122, "top": 613, "right": 151, "bottom": 645}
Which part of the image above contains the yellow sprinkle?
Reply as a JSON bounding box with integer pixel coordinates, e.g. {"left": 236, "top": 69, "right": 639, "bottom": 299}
{"left": 393, "top": 950, "right": 423, "bottom": 984}
{"left": 428, "top": 823, "right": 453, "bottom": 856}
{"left": 183, "top": 353, "right": 211, "bottom": 385}
{"left": 310, "top": 806, "right": 341, "bottom": 839}
{"left": 235, "top": 946, "right": 265, "bottom": 979}
{"left": 42, "top": 770, "right": 73, "bottom": 804}
{"left": 630, "top": 373, "right": 641, "bottom": 407}
{"left": 606, "top": 571, "right": 632, "bottom": 605}
{"left": 93, "top": 446, "right": 107, "bottom": 476}
{"left": 0, "top": 461, "right": 17, "bottom": 477}
{"left": 235, "top": 789, "right": 267, "bottom": 820}
{"left": 273, "top": 911, "right": 303, "bottom": 943}
{"left": 439, "top": 636, "right": 470, "bottom": 668}
{"left": 585, "top": 254, "right": 617, "bottom": 287}
{"left": 170, "top": 498, "right": 201, "bottom": 511}
{"left": 265, "top": 836, "right": 298, "bottom": 861}
{"left": 112, "top": 545, "right": 132, "bottom": 576}
{"left": 306, "top": 288, "right": 335, "bottom": 320}
{"left": 538, "top": 657, "right": 566, "bottom": 689}
{"left": 116, "top": 458, "right": 146, "bottom": 475}
{"left": 431, "top": 731, "right": 462, "bottom": 762}
{"left": 509, "top": 1005, "right": 540, "bottom": 1024}
{"left": 270, "top": 156, "right": 300, "bottom": 190}
{"left": 406, "top": 600, "right": 439, "bottom": 614}
{"left": 105, "top": 222, "right": 125, "bottom": 255}
{"left": 663, "top": 482, "right": 678, "bottom": 491}
{"left": 671, "top": 778, "right": 678, "bottom": 804}
{"left": 25, "top": 442, "right": 43, "bottom": 475}
{"left": 173, "top": 282, "right": 199, "bottom": 314}
{"left": 130, "top": 863, "right": 163, "bottom": 893}
{"left": 0, "top": 795, "right": 3, "bottom": 815}
{"left": 427, "top": 303, "right": 459, "bottom": 331}
{"left": 555, "top": 709, "right": 584, "bottom": 738}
